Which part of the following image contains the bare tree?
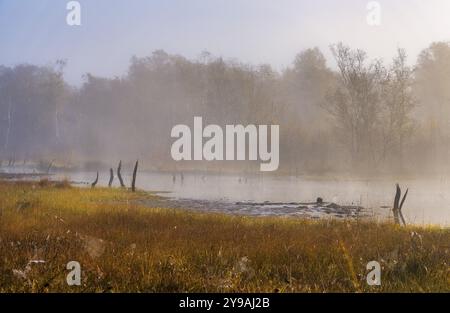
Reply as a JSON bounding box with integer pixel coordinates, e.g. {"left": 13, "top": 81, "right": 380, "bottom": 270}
{"left": 323, "top": 43, "right": 385, "bottom": 169}
{"left": 380, "top": 49, "right": 416, "bottom": 168}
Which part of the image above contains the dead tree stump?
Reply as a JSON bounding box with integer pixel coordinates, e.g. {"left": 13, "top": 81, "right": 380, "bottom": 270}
{"left": 108, "top": 168, "right": 114, "bottom": 187}
{"left": 117, "top": 160, "right": 125, "bottom": 188}
{"left": 91, "top": 172, "right": 99, "bottom": 188}
{"left": 131, "top": 160, "right": 139, "bottom": 192}
{"left": 393, "top": 183, "right": 408, "bottom": 226}
{"left": 46, "top": 160, "right": 54, "bottom": 174}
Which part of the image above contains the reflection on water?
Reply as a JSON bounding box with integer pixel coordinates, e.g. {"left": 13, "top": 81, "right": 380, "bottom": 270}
{"left": 58, "top": 171, "right": 450, "bottom": 226}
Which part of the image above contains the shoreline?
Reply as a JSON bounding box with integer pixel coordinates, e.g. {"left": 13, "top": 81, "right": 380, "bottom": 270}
{"left": 0, "top": 174, "right": 448, "bottom": 227}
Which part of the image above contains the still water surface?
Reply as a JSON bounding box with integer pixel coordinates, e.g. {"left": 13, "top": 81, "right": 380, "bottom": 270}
{"left": 59, "top": 171, "right": 450, "bottom": 226}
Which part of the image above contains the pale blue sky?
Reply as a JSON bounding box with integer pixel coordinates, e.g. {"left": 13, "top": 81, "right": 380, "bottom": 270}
{"left": 1, "top": 0, "right": 450, "bottom": 85}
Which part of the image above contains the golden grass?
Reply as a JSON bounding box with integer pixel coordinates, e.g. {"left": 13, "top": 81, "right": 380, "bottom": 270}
{"left": 0, "top": 180, "right": 448, "bottom": 292}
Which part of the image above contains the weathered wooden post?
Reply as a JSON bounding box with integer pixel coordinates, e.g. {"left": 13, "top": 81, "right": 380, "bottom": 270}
{"left": 8, "top": 156, "right": 15, "bottom": 167}
{"left": 46, "top": 160, "right": 54, "bottom": 174}
{"left": 393, "top": 183, "right": 408, "bottom": 226}
{"left": 131, "top": 160, "right": 139, "bottom": 192}
{"left": 108, "top": 168, "right": 114, "bottom": 187}
{"left": 91, "top": 172, "right": 99, "bottom": 188}
{"left": 117, "top": 160, "right": 125, "bottom": 188}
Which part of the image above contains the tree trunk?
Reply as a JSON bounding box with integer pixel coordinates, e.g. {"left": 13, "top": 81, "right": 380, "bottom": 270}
{"left": 91, "top": 172, "right": 99, "bottom": 188}
{"left": 393, "top": 184, "right": 401, "bottom": 225}
{"left": 393, "top": 184, "right": 407, "bottom": 226}
{"left": 4, "top": 97, "right": 12, "bottom": 152}
{"left": 108, "top": 168, "right": 114, "bottom": 187}
{"left": 131, "top": 160, "right": 139, "bottom": 192}
{"left": 46, "top": 160, "right": 54, "bottom": 174}
{"left": 117, "top": 160, "right": 125, "bottom": 187}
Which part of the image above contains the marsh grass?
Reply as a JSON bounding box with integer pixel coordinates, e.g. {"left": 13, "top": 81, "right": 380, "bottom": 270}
{"left": 0, "top": 180, "right": 448, "bottom": 292}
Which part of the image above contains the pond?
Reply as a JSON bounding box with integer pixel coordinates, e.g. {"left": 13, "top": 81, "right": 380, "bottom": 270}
{"left": 58, "top": 170, "right": 450, "bottom": 227}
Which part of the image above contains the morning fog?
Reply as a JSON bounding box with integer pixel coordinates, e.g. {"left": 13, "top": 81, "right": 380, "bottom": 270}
{"left": 171, "top": 117, "right": 279, "bottom": 172}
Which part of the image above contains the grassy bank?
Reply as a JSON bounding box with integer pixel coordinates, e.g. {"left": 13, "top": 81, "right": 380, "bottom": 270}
{"left": 0, "top": 180, "right": 448, "bottom": 292}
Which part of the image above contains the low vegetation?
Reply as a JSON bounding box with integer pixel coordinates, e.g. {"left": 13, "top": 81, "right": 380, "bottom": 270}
{"left": 0, "top": 180, "right": 448, "bottom": 292}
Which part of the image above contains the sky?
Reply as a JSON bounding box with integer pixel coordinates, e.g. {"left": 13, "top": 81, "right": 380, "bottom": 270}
{"left": 1, "top": 0, "right": 450, "bottom": 85}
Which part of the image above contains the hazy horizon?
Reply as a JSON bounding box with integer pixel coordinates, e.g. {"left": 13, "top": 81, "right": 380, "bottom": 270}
{"left": 2, "top": 0, "right": 450, "bottom": 85}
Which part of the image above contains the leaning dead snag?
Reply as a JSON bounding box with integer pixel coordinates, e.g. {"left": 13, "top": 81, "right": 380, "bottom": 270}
{"left": 108, "top": 168, "right": 114, "bottom": 187}
{"left": 117, "top": 160, "right": 125, "bottom": 187}
{"left": 91, "top": 172, "right": 99, "bottom": 188}
{"left": 131, "top": 160, "right": 139, "bottom": 192}
{"left": 46, "top": 160, "right": 55, "bottom": 174}
{"left": 393, "top": 184, "right": 408, "bottom": 226}
{"left": 8, "top": 156, "right": 15, "bottom": 167}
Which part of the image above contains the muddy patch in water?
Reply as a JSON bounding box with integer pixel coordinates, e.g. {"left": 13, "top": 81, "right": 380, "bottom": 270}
{"left": 139, "top": 197, "right": 374, "bottom": 220}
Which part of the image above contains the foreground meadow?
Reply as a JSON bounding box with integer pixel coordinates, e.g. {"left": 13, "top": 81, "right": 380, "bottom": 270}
{"left": 0, "top": 180, "right": 448, "bottom": 292}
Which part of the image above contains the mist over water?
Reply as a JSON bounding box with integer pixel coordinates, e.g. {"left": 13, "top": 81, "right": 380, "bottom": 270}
{"left": 58, "top": 170, "right": 450, "bottom": 226}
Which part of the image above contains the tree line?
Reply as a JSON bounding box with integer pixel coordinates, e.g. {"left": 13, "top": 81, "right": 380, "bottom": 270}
{"left": 1, "top": 42, "right": 450, "bottom": 175}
